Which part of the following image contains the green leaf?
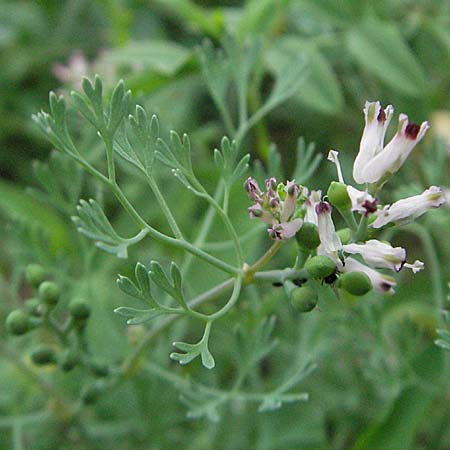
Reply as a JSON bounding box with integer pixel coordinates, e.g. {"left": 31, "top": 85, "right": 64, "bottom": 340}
{"left": 170, "top": 322, "right": 215, "bottom": 369}
{"left": 113, "top": 306, "right": 173, "bottom": 325}
{"left": 108, "top": 80, "right": 131, "bottom": 135}
{"left": 198, "top": 39, "right": 231, "bottom": 114}
{"left": 116, "top": 276, "right": 141, "bottom": 299}
{"left": 213, "top": 136, "right": 249, "bottom": 187}
{"left": 149, "top": 261, "right": 187, "bottom": 308}
{"left": 345, "top": 18, "right": 427, "bottom": 96}
{"left": 266, "top": 36, "right": 343, "bottom": 114}
{"left": 72, "top": 199, "right": 146, "bottom": 259}
{"left": 292, "top": 137, "right": 322, "bottom": 183}
{"left": 106, "top": 40, "right": 191, "bottom": 76}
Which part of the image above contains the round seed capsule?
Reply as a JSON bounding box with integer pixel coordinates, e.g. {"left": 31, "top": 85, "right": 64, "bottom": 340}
{"left": 6, "top": 310, "right": 30, "bottom": 336}
{"left": 327, "top": 182, "right": 351, "bottom": 210}
{"left": 295, "top": 222, "right": 320, "bottom": 250}
{"left": 25, "top": 264, "right": 46, "bottom": 288}
{"left": 38, "top": 281, "right": 60, "bottom": 306}
{"left": 337, "top": 228, "right": 352, "bottom": 245}
{"left": 305, "top": 255, "right": 336, "bottom": 279}
{"left": 338, "top": 271, "right": 372, "bottom": 296}
{"left": 69, "top": 299, "right": 91, "bottom": 321}
{"left": 290, "top": 286, "right": 318, "bottom": 313}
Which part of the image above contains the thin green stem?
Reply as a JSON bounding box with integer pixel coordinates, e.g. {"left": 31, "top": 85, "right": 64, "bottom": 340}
{"left": 111, "top": 183, "right": 239, "bottom": 274}
{"left": 223, "top": 186, "right": 230, "bottom": 215}
{"left": 181, "top": 182, "right": 224, "bottom": 276}
{"left": 104, "top": 136, "right": 116, "bottom": 182}
{"left": 146, "top": 175, "right": 183, "bottom": 239}
{"left": 110, "top": 267, "right": 304, "bottom": 385}
{"left": 207, "top": 275, "right": 243, "bottom": 321}
{"left": 355, "top": 215, "right": 369, "bottom": 242}
{"left": 248, "top": 241, "right": 283, "bottom": 275}
{"left": 340, "top": 209, "right": 358, "bottom": 233}
{"left": 197, "top": 188, "right": 243, "bottom": 266}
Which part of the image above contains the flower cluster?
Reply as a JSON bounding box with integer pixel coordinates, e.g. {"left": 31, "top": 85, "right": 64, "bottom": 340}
{"left": 245, "top": 101, "right": 446, "bottom": 297}
{"left": 244, "top": 177, "right": 304, "bottom": 240}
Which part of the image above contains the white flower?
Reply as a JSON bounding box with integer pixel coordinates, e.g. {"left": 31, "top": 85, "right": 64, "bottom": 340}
{"left": 343, "top": 239, "right": 406, "bottom": 272}
{"left": 268, "top": 219, "right": 303, "bottom": 240}
{"left": 372, "top": 186, "right": 445, "bottom": 228}
{"left": 353, "top": 101, "right": 429, "bottom": 185}
{"left": 315, "top": 201, "right": 342, "bottom": 254}
{"left": 304, "top": 190, "right": 321, "bottom": 225}
{"left": 346, "top": 185, "right": 378, "bottom": 216}
{"left": 344, "top": 257, "right": 396, "bottom": 294}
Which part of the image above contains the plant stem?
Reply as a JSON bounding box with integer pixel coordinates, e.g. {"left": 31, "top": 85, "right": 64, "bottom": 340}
{"left": 355, "top": 215, "right": 369, "bottom": 242}
{"left": 146, "top": 175, "right": 183, "bottom": 239}
{"left": 340, "top": 209, "right": 358, "bottom": 233}
{"left": 110, "top": 267, "right": 305, "bottom": 384}
{"left": 104, "top": 136, "right": 116, "bottom": 182}
{"left": 110, "top": 182, "right": 239, "bottom": 274}
{"left": 248, "top": 241, "right": 283, "bottom": 275}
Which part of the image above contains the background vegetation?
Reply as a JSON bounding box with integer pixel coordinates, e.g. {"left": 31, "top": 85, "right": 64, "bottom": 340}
{"left": 1, "top": 1, "right": 449, "bottom": 449}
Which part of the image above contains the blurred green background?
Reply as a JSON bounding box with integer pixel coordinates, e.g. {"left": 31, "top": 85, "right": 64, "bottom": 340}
{"left": 1, "top": 1, "right": 449, "bottom": 449}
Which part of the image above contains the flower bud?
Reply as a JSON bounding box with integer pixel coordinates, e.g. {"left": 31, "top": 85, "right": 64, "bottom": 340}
{"left": 337, "top": 228, "right": 352, "bottom": 245}
{"left": 25, "top": 264, "right": 46, "bottom": 288}
{"left": 305, "top": 255, "right": 336, "bottom": 279}
{"left": 38, "top": 281, "right": 60, "bottom": 306}
{"left": 59, "top": 349, "right": 80, "bottom": 372}
{"left": 69, "top": 299, "right": 91, "bottom": 321}
{"left": 31, "top": 345, "right": 56, "bottom": 366}
{"left": 290, "top": 286, "right": 318, "bottom": 312}
{"left": 327, "top": 182, "right": 351, "bottom": 211}
{"left": 295, "top": 222, "right": 320, "bottom": 250}
{"left": 338, "top": 271, "right": 372, "bottom": 296}
{"left": 6, "top": 310, "right": 30, "bottom": 336}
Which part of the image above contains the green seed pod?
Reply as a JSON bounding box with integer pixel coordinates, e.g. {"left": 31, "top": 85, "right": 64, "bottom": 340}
{"left": 290, "top": 286, "right": 318, "bottom": 312}
{"left": 88, "top": 360, "right": 110, "bottom": 377}
{"left": 338, "top": 271, "right": 372, "bottom": 296}
{"left": 82, "top": 381, "right": 106, "bottom": 405}
{"left": 69, "top": 299, "right": 91, "bottom": 321}
{"left": 31, "top": 345, "right": 56, "bottom": 366}
{"left": 327, "top": 182, "right": 351, "bottom": 211}
{"left": 24, "top": 298, "right": 43, "bottom": 317}
{"left": 295, "top": 222, "right": 320, "bottom": 250}
{"left": 59, "top": 349, "right": 80, "bottom": 372}
{"left": 25, "top": 264, "right": 46, "bottom": 288}
{"left": 38, "top": 281, "right": 60, "bottom": 306}
{"left": 305, "top": 255, "right": 336, "bottom": 279}
{"left": 6, "top": 310, "right": 30, "bottom": 336}
{"left": 337, "top": 228, "right": 352, "bottom": 245}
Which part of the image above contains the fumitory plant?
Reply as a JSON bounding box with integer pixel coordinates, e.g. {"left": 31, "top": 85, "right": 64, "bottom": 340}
{"left": 13, "top": 73, "right": 444, "bottom": 372}
{"left": 2, "top": 30, "right": 449, "bottom": 450}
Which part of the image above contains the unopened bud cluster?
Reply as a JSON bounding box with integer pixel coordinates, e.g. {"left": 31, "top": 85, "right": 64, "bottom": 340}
{"left": 5, "top": 264, "right": 109, "bottom": 401}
